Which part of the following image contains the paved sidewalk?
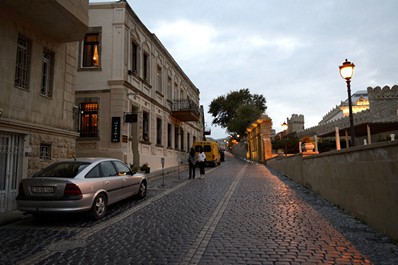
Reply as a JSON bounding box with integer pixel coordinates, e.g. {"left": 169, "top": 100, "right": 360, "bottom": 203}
{"left": 2, "top": 155, "right": 398, "bottom": 264}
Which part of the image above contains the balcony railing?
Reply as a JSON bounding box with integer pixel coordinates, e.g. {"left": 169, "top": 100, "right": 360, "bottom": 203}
{"left": 171, "top": 99, "right": 200, "bottom": 122}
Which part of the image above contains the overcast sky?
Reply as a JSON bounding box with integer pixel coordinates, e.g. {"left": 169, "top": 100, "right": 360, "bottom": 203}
{"left": 91, "top": 0, "right": 398, "bottom": 139}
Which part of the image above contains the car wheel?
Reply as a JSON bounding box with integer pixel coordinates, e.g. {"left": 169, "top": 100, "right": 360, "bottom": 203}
{"left": 90, "top": 193, "right": 107, "bottom": 220}
{"left": 136, "top": 181, "right": 147, "bottom": 199}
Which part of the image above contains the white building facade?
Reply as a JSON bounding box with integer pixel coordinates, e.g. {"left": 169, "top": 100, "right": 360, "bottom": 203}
{"left": 0, "top": 0, "right": 89, "bottom": 213}
{"left": 75, "top": 2, "right": 204, "bottom": 172}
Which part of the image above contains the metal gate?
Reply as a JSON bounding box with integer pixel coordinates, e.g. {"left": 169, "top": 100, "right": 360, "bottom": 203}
{"left": 0, "top": 133, "right": 23, "bottom": 213}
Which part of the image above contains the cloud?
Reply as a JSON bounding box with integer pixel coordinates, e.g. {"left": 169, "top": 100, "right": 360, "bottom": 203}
{"left": 123, "top": 0, "right": 398, "bottom": 138}
{"left": 153, "top": 19, "right": 218, "bottom": 60}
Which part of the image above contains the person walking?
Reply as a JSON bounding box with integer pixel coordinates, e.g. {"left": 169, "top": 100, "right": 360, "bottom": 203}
{"left": 197, "top": 146, "right": 206, "bottom": 179}
{"left": 188, "top": 147, "right": 197, "bottom": 179}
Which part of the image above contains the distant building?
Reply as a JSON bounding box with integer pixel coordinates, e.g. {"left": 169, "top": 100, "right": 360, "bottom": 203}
{"left": 297, "top": 86, "right": 398, "bottom": 145}
{"left": 75, "top": 1, "right": 204, "bottom": 171}
{"left": 286, "top": 114, "right": 304, "bottom": 134}
{"left": 246, "top": 115, "right": 273, "bottom": 162}
{"left": 0, "top": 0, "right": 89, "bottom": 213}
{"left": 319, "top": 90, "right": 369, "bottom": 124}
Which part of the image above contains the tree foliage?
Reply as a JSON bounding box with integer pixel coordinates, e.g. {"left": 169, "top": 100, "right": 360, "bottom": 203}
{"left": 208, "top": 88, "right": 267, "bottom": 136}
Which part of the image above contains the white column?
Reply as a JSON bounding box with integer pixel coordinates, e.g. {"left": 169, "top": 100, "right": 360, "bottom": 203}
{"left": 335, "top": 127, "right": 341, "bottom": 150}
{"left": 367, "top": 124, "right": 372, "bottom": 144}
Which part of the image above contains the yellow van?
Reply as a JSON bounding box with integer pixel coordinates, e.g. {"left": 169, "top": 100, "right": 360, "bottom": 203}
{"left": 193, "top": 141, "right": 221, "bottom": 166}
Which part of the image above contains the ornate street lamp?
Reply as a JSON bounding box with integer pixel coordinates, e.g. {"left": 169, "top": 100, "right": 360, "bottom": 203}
{"left": 281, "top": 121, "right": 288, "bottom": 131}
{"left": 281, "top": 121, "right": 288, "bottom": 155}
{"left": 339, "top": 59, "right": 356, "bottom": 147}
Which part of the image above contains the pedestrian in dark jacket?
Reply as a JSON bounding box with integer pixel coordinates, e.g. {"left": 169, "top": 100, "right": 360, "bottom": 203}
{"left": 188, "top": 147, "right": 197, "bottom": 179}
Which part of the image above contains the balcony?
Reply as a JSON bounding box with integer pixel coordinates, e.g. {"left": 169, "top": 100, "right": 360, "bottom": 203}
{"left": 2, "top": 0, "right": 89, "bottom": 42}
{"left": 171, "top": 99, "right": 200, "bottom": 122}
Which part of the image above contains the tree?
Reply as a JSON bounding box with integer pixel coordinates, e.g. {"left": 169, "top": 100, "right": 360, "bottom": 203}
{"left": 208, "top": 88, "right": 267, "bottom": 136}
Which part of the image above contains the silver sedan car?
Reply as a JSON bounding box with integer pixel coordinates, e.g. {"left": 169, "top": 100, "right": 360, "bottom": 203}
{"left": 16, "top": 158, "right": 147, "bottom": 220}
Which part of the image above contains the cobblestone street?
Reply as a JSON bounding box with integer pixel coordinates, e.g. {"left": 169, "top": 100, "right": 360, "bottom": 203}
{"left": 1, "top": 153, "right": 397, "bottom": 264}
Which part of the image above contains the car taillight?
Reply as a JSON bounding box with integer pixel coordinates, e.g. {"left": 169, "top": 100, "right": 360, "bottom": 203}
{"left": 64, "top": 183, "right": 82, "bottom": 197}
{"left": 18, "top": 183, "right": 25, "bottom": 196}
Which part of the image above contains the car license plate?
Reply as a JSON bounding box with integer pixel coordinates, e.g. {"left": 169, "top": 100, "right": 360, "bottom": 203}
{"left": 31, "top": 186, "right": 55, "bottom": 193}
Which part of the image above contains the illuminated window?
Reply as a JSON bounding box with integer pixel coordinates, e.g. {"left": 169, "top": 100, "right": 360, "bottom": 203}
{"left": 80, "top": 103, "right": 98, "bottom": 137}
{"left": 82, "top": 33, "right": 100, "bottom": 67}
{"left": 15, "top": 35, "right": 31, "bottom": 89}
{"left": 41, "top": 50, "right": 53, "bottom": 97}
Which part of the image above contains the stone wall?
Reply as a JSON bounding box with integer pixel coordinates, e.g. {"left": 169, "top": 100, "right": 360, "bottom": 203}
{"left": 266, "top": 141, "right": 398, "bottom": 241}
{"left": 368, "top": 85, "right": 398, "bottom": 120}
{"left": 28, "top": 131, "right": 77, "bottom": 176}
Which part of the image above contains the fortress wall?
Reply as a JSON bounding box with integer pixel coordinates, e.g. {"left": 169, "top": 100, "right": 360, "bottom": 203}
{"left": 368, "top": 85, "right": 398, "bottom": 119}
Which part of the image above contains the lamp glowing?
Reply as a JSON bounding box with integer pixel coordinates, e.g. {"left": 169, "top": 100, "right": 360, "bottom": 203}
{"left": 281, "top": 122, "right": 288, "bottom": 131}
{"left": 339, "top": 59, "right": 355, "bottom": 80}
{"left": 339, "top": 59, "right": 356, "bottom": 147}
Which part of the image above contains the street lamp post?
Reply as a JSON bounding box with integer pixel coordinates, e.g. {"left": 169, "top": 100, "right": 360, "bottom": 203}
{"left": 281, "top": 121, "right": 288, "bottom": 155}
{"left": 339, "top": 59, "right": 356, "bottom": 147}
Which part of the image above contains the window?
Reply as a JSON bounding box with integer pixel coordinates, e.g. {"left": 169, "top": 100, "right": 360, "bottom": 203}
{"left": 132, "top": 42, "right": 139, "bottom": 74}
{"left": 35, "top": 162, "right": 89, "bottom": 178}
{"left": 82, "top": 33, "right": 100, "bottom": 67}
{"left": 143, "top": 52, "right": 149, "bottom": 82}
{"left": 80, "top": 103, "right": 98, "bottom": 137}
{"left": 174, "top": 126, "right": 179, "bottom": 149}
{"left": 167, "top": 124, "right": 172, "bottom": 148}
{"left": 40, "top": 143, "right": 51, "bottom": 160}
{"left": 156, "top": 118, "right": 162, "bottom": 145}
{"left": 187, "top": 133, "right": 191, "bottom": 152}
{"left": 100, "top": 161, "right": 117, "bottom": 177}
{"left": 156, "top": 65, "right": 162, "bottom": 93}
{"left": 15, "top": 35, "right": 31, "bottom": 89}
{"left": 86, "top": 165, "right": 101, "bottom": 178}
{"left": 180, "top": 128, "right": 184, "bottom": 151}
{"left": 113, "top": 161, "right": 131, "bottom": 174}
{"left": 174, "top": 83, "right": 178, "bottom": 100}
{"left": 143, "top": 111, "right": 149, "bottom": 141}
{"left": 167, "top": 76, "right": 172, "bottom": 100}
{"left": 41, "top": 50, "right": 53, "bottom": 97}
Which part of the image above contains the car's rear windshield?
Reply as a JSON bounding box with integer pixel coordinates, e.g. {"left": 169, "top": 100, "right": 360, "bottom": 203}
{"left": 33, "top": 162, "right": 90, "bottom": 178}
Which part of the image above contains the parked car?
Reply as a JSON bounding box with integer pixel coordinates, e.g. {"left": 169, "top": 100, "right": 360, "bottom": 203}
{"left": 16, "top": 158, "right": 147, "bottom": 220}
